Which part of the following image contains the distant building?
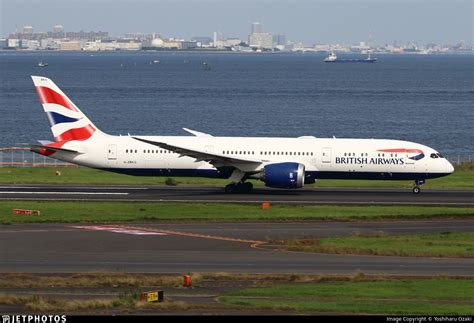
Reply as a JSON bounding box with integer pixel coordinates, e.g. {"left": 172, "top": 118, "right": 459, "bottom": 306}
{"left": 251, "top": 22, "right": 263, "bottom": 34}
{"left": 224, "top": 38, "right": 241, "bottom": 47}
{"left": 162, "top": 40, "right": 197, "bottom": 50}
{"left": 23, "top": 26, "right": 34, "bottom": 34}
{"left": 151, "top": 38, "right": 164, "bottom": 48}
{"left": 83, "top": 40, "right": 141, "bottom": 51}
{"left": 273, "top": 34, "right": 286, "bottom": 46}
{"left": 191, "top": 36, "right": 213, "bottom": 46}
{"left": 65, "top": 30, "right": 109, "bottom": 41}
{"left": 53, "top": 25, "right": 64, "bottom": 33}
{"left": 51, "top": 25, "right": 65, "bottom": 39}
{"left": 41, "top": 38, "right": 60, "bottom": 50}
{"left": 0, "top": 39, "right": 7, "bottom": 49}
{"left": 180, "top": 41, "right": 197, "bottom": 50}
{"left": 249, "top": 33, "right": 273, "bottom": 49}
{"left": 59, "top": 41, "right": 82, "bottom": 51}
{"left": 163, "top": 40, "right": 181, "bottom": 49}
{"left": 7, "top": 39, "right": 20, "bottom": 48}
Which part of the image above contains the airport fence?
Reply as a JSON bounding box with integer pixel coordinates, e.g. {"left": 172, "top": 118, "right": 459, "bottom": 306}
{"left": 0, "top": 148, "right": 77, "bottom": 167}
{"left": 0, "top": 147, "right": 473, "bottom": 168}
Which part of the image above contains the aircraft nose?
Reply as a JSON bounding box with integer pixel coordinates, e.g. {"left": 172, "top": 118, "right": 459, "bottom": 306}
{"left": 446, "top": 161, "right": 455, "bottom": 173}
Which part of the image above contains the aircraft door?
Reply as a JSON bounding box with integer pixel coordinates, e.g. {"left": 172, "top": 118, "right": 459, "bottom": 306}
{"left": 322, "top": 147, "right": 331, "bottom": 163}
{"left": 107, "top": 144, "right": 117, "bottom": 160}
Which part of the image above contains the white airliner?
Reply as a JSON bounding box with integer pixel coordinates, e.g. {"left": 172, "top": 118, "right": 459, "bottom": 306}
{"left": 30, "top": 76, "right": 454, "bottom": 194}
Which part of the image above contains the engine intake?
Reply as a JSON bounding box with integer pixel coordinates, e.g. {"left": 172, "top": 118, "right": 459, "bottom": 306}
{"left": 262, "top": 162, "right": 305, "bottom": 189}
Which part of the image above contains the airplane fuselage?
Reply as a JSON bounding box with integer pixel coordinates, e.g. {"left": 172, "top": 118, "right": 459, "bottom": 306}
{"left": 29, "top": 75, "right": 454, "bottom": 193}
{"left": 50, "top": 134, "right": 453, "bottom": 183}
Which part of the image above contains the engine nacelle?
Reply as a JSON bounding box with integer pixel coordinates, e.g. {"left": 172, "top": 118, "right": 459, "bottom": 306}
{"left": 262, "top": 162, "right": 305, "bottom": 189}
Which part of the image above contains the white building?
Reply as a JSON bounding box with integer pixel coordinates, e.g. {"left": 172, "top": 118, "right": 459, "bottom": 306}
{"left": 23, "top": 26, "right": 34, "bottom": 34}
{"left": 40, "top": 38, "right": 60, "bottom": 50}
{"left": 21, "top": 39, "right": 40, "bottom": 50}
{"left": 249, "top": 33, "right": 273, "bottom": 49}
{"left": 59, "top": 41, "right": 82, "bottom": 51}
{"left": 84, "top": 40, "right": 141, "bottom": 51}
{"left": 7, "top": 39, "right": 20, "bottom": 48}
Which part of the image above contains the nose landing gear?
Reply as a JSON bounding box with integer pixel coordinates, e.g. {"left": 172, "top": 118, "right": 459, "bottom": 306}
{"left": 413, "top": 179, "right": 425, "bottom": 194}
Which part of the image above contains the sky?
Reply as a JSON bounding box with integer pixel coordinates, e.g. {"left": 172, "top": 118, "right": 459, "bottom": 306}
{"left": 1, "top": 0, "right": 472, "bottom": 45}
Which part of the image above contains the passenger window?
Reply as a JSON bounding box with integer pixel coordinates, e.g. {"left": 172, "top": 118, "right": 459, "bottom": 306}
{"left": 430, "top": 153, "right": 438, "bottom": 158}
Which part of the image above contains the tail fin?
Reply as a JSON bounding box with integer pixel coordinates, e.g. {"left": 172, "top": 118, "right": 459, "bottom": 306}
{"left": 31, "top": 76, "right": 106, "bottom": 142}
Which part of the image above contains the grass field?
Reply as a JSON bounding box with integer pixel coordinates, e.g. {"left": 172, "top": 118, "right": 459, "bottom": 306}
{"left": 1, "top": 274, "right": 472, "bottom": 314}
{"left": 220, "top": 279, "right": 474, "bottom": 315}
{"left": 0, "top": 201, "right": 474, "bottom": 223}
{"left": 1, "top": 201, "right": 473, "bottom": 223}
{"left": 0, "top": 163, "right": 472, "bottom": 189}
{"left": 282, "top": 232, "right": 474, "bottom": 258}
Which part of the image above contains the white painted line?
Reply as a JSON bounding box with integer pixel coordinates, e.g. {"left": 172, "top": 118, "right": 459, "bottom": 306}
{"left": 71, "top": 225, "right": 166, "bottom": 236}
{"left": 0, "top": 191, "right": 128, "bottom": 195}
{"left": 0, "top": 186, "right": 146, "bottom": 190}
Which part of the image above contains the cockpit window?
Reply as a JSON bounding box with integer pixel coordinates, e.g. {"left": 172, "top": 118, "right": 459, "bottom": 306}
{"left": 436, "top": 153, "right": 444, "bottom": 158}
{"left": 430, "top": 153, "right": 438, "bottom": 159}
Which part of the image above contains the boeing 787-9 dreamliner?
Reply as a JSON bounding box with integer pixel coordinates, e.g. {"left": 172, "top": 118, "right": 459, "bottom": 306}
{"left": 29, "top": 76, "right": 454, "bottom": 194}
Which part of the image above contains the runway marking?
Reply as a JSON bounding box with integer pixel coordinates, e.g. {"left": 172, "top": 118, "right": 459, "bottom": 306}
{"left": 0, "top": 186, "right": 147, "bottom": 190}
{"left": 0, "top": 197, "right": 471, "bottom": 206}
{"left": 108, "top": 225, "right": 265, "bottom": 245}
{"left": 71, "top": 225, "right": 166, "bottom": 235}
{"left": 0, "top": 191, "right": 128, "bottom": 195}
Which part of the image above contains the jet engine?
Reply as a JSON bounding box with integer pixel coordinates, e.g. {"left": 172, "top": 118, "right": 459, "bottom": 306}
{"left": 262, "top": 162, "right": 305, "bottom": 189}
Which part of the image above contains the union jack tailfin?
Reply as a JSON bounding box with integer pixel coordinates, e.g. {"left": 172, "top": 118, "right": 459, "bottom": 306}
{"left": 31, "top": 76, "right": 106, "bottom": 143}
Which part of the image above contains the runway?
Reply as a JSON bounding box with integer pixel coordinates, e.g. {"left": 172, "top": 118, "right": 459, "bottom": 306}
{"left": 0, "top": 185, "right": 472, "bottom": 206}
{"left": 1, "top": 221, "right": 473, "bottom": 275}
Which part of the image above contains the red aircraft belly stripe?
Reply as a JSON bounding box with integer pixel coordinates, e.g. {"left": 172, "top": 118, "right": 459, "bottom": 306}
{"left": 36, "top": 86, "right": 78, "bottom": 112}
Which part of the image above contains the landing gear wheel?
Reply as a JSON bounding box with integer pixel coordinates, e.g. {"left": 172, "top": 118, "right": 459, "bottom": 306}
{"left": 224, "top": 182, "right": 253, "bottom": 194}
{"left": 241, "top": 182, "right": 253, "bottom": 193}
{"left": 224, "top": 184, "right": 236, "bottom": 194}
{"left": 412, "top": 186, "right": 421, "bottom": 194}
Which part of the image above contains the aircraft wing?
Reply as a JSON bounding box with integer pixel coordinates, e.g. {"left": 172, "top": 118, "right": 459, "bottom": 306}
{"left": 132, "top": 137, "right": 262, "bottom": 167}
{"left": 182, "top": 128, "right": 213, "bottom": 137}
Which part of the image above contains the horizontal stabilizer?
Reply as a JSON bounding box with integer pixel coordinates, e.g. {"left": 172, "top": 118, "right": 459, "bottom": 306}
{"left": 38, "top": 140, "right": 54, "bottom": 145}
{"left": 29, "top": 144, "right": 81, "bottom": 154}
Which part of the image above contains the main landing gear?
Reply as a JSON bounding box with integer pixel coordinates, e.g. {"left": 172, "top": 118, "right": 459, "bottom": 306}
{"left": 224, "top": 182, "right": 253, "bottom": 194}
{"left": 412, "top": 179, "right": 426, "bottom": 194}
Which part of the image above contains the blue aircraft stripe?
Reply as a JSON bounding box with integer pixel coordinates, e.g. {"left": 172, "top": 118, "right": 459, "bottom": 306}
{"left": 409, "top": 154, "right": 425, "bottom": 161}
{"left": 46, "top": 112, "right": 79, "bottom": 126}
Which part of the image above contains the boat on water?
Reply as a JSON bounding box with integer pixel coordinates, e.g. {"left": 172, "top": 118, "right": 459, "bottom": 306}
{"left": 324, "top": 52, "right": 377, "bottom": 63}
{"left": 37, "top": 61, "right": 48, "bottom": 67}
